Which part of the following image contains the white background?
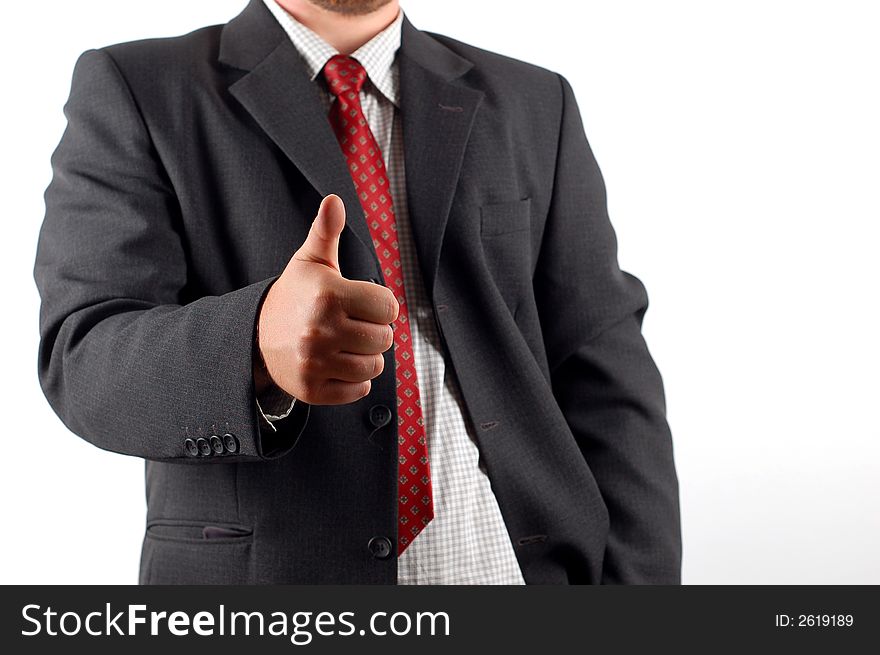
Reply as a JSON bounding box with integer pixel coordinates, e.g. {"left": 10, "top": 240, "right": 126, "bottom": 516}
{"left": 1, "top": 0, "right": 877, "bottom": 584}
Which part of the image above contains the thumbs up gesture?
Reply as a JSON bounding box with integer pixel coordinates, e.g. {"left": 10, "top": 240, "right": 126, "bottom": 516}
{"left": 257, "top": 195, "right": 399, "bottom": 405}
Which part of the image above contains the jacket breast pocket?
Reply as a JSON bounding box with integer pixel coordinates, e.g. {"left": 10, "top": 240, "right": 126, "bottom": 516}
{"left": 479, "top": 198, "right": 533, "bottom": 316}
{"left": 480, "top": 197, "right": 532, "bottom": 236}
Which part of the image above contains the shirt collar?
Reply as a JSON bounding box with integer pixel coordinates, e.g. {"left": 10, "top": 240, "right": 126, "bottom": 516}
{"left": 262, "top": 0, "right": 403, "bottom": 107}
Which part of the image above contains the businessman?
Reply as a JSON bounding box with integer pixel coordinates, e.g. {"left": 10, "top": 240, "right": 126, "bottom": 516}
{"left": 35, "top": 0, "right": 681, "bottom": 584}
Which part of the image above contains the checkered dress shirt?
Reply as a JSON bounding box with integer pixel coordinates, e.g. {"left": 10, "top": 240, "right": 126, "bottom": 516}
{"left": 262, "top": 0, "right": 525, "bottom": 584}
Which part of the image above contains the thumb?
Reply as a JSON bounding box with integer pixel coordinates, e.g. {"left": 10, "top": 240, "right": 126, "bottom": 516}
{"left": 295, "top": 194, "right": 346, "bottom": 271}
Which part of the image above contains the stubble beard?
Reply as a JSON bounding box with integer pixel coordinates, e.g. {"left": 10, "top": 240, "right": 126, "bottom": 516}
{"left": 306, "top": 0, "right": 394, "bottom": 16}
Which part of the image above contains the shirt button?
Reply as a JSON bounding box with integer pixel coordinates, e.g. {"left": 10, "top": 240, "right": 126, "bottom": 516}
{"left": 368, "top": 404, "right": 392, "bottom": 428}
{"left": 367, "top": 536, "right": 393, "bottom": 560}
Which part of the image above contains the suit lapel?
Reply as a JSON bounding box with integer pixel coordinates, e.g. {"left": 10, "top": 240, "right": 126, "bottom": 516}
{"left": 399, "top": 19, "right": 484, "bottom": 297}
{"left": 219, "top": 0, "right": 375, "bottom": 258}
{"left": 218, "top": 3, "right": 484, "bottom": 289}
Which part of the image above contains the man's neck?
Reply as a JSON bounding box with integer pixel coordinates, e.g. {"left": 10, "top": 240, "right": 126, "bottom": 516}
{"left": 273, "top": 0, "right": 400, "bottom": 54}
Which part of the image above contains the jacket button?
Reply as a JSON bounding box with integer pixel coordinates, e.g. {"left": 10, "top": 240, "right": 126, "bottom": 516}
{"left": 368, "top": 404, "right": 392, "bottom": 428}
{"left": 184, "top": 438, "right": 198, "bottom": 457}
{"left": 195, "top": 437, "right": 211, "bottom": 456}
{"left": 210, "top": 435, "right": 224, "bottom": 454}
{"left": 223, "top": 433, "right": 239, "bottom": 454}
{"left": 367, "top": 536, "right": 393, "bottom": 560}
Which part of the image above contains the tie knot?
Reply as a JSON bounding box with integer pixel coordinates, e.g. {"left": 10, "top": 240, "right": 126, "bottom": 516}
{"left": 323, "top": 55, "right": 368, "bottom": 98}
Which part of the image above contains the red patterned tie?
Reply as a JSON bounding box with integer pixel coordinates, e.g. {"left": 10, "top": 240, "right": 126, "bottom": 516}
{"left": 323, "top": 55, "right": 433, "bottom": 554}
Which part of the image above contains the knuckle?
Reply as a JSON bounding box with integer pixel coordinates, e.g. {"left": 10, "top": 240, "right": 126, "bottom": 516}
{"left": 297, "top": 326, "right": 325, "bottom": 355}
{"left": 311, "top": 287, "right": 338, "bottom": 315}
{"left": 298, "top": 383, "right": 320, "bottom": 405}
{"left": 295, "top": 349, "right": 323, "bottom": 377}
{"left": 358, "top": 357, "right": 372, "bottom": 380}
{"left": 302, "top": 359, "right": 320, "bottom": 377}
{"left": 344, "top": 357, "right": 367, "bottom": 382}
{"left": 313, "top": 378, "right": 345, "bottom": 405}
{"left": 297, "top": 382, "right": 321, "bottom": 405}
{"left": 372, "top": 354, "right": 385, "bottom": 378}
{"left": 384, "top": 291, "right": 399, "bottom": 321}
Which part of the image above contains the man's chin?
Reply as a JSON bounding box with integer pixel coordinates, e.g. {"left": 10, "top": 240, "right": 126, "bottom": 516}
{"left": 306, "top": 0, "right": 394, "bottom": 16}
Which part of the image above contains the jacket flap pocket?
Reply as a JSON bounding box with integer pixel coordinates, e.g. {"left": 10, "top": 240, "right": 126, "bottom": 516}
{"left": 146, "top": 520, "right": 253, "bottom": 543}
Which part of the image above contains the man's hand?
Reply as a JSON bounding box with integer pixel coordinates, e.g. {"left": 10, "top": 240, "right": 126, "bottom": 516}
{"left": 257, "top": 195, "right": 399, "bottom": 405}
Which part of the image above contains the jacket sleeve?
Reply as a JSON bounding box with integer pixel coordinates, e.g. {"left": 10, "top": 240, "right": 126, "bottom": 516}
{"left": 34, "top": 48, "right": 309, "bottom": 463}
{"left": 533, "top": 74, "right": 682, "bottom": 583}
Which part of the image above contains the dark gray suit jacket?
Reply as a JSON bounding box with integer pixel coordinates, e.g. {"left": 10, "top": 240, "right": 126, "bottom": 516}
{"left": 35, "top": 0, "right": 681, "bottom": 584}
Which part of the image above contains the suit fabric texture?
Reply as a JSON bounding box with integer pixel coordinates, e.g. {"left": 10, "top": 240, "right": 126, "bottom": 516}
{"left": 35, "top": 0, "right": 682, "bottom": 584}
